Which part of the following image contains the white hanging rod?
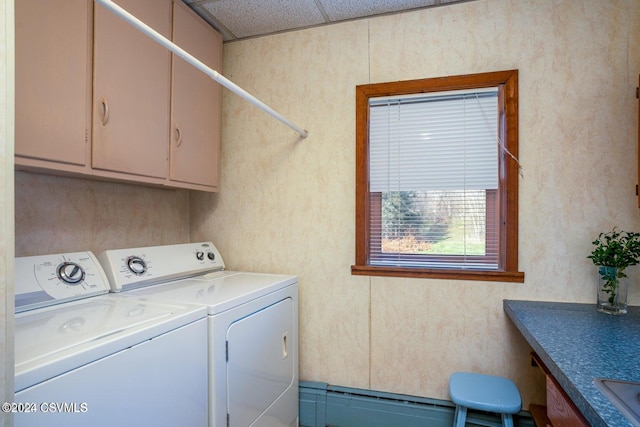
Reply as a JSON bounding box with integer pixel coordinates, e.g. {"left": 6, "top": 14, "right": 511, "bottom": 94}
{"left": 94, "top": 0, "right": 309, "bottom": 139}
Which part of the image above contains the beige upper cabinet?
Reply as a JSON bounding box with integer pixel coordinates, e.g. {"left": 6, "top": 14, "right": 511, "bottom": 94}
{"left": 92, "top": 0, "right": 172, "bottom": 180}
{"left": 15, "top": 0, "right": 92, "bottom": 172}
{"left": 170, "top": 1, "right": 223, "bottom": 191}
{"left": 15, "top": 0, "right": 223, "bottom": 192}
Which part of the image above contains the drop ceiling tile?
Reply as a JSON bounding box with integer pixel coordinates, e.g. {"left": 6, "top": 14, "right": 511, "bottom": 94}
{"left": 318, "top": 0, "right": 436, "bottom": 22}
{"left": 197, "top": 0, "right": 327, "bottom": 40}
{"left": 187, "top": 3, "right": 236, "bottom": 41}
{"left": 183, "top": 0, "right": 475, "bottom": 41}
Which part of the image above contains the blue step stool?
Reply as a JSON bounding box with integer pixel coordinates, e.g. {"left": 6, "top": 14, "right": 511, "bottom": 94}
{"left": 449, "top": 372, "right": 522, "bottom": 427}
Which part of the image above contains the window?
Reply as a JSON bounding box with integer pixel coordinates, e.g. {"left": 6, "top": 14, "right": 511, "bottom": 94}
{"left": 352, "top": 70, "right": 524, "bottom": 282}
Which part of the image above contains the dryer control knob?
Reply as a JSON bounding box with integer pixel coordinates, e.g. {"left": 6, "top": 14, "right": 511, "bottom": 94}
{"left": 127, "top": 256, "right": 147, "bottom": 275}
{"left": 196, "top": 251, "right": 205, "bottom": 261}
{"left": 207, "top": 252, "right": 215, "bottom": 261}
{"left": 57, "top": 262, "right": 85, "bottom": 285}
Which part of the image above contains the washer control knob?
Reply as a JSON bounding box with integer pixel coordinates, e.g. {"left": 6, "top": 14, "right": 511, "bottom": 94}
{"left": 196, "top": 251, "right": 205, "bottom": 261}
{"left": 57, "top": 262, "right": 85, "bottom": 285}
{"left": 207, "top": 252, "right": 215, "bottom": 261}
{"left": 127, "top": 256, "right": 147, "bottom": 275}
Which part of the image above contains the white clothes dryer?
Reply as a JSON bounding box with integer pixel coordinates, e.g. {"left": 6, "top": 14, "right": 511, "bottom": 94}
{"left": 14, "top": 251, "right": 209, "bottom": 427}
{"left": 98, "top": 242, "right": 299, "bottom": 427}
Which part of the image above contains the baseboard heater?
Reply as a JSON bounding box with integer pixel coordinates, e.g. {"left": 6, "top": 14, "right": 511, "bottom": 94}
{"left": 299, "top": 381, "right": 534, "bottom": 427}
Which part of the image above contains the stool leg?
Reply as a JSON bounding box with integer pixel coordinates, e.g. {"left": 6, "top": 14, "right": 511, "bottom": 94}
{"left": 453, "top": 405, "right": 467, "bottom": 427}
{"left": 502, "top": 413, "right": 514, "bottom": 427}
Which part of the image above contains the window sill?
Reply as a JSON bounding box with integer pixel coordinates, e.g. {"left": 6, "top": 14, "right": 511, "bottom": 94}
{"left": 351, "top": 265, "right": 525, "bottom": 283}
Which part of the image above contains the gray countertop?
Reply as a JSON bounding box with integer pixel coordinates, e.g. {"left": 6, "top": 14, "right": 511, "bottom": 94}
{"left": 503, "top": 300, "right": 640, "bottom": 427}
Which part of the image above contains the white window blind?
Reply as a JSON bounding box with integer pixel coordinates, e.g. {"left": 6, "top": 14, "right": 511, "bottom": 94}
{"left": 369, "top": 88, "right": 499, "bottom": 192}
{"left": 368, "top": 87, "right": 500, "bottom": 270}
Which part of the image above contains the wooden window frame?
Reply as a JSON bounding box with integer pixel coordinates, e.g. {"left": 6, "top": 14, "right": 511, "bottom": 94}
{"left": 351, "top": 70, "right": 524, "bottom": 283}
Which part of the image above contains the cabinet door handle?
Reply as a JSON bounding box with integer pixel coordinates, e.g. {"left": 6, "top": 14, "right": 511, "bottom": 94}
{"left": 175, "top": 126, "right": 182, "bottom": 147}
{"left": 100, "top": 98, "right": 110, "bottom": 126}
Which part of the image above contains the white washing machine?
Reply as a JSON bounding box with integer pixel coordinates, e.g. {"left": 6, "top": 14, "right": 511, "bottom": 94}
{"left": 98, "top": 242, "right": 299, "bottom": 427}
{"left": 13, "top": 251, "right": 209, "bottom": 427}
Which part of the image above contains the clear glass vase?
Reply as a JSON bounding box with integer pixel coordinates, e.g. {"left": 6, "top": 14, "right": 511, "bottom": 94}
{"left": 596, "top": 266, "right": 628, "bottom": 315}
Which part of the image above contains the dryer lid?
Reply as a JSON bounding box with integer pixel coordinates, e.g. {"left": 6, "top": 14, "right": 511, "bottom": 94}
{"left": 126, "top": 271, "right": 298, "bottom": 315}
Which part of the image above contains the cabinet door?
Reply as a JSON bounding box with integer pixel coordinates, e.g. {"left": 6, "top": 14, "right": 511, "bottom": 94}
{"left": 546, "top": 375, "right": 589, "bottom": 426}
{"left": 92, "top": 0, "right": 171, "bottom": 179}
{"left": 15, "top": 0, "right": 91, "bottom": 170}
{"left": 170, "top": 1, "right": 222, "bottom": 190}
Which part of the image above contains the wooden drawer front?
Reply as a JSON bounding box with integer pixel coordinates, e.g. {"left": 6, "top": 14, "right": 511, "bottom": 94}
{"left": 546, "top": 375, "right": 589, "bottom": 427}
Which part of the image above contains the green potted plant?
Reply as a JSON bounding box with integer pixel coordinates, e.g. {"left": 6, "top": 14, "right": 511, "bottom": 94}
{"left": 588, "top": 228, "right": 640, "bottom": 314}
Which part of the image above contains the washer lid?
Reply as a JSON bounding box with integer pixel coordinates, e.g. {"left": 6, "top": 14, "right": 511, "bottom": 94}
{"left": 14, "top": 294, "right": 206, "bottom": 392}
{"left": 128, "top": 271, "right": 298, "bottom": 315}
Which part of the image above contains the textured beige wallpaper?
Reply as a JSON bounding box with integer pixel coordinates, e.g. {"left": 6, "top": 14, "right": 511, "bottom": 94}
{"left": 191, "top": 0, "right": 640, "bottom": 409}
{"left": 15, "top": 171, "right": 191, "bottom": 257}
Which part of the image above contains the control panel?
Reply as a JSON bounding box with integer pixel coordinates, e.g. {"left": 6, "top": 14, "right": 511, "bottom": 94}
{"left": 98, "top": 242, "right": 225, "bottom": 292}
{"left": 15, "top": 252, "right": 111, "bottom": 313}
